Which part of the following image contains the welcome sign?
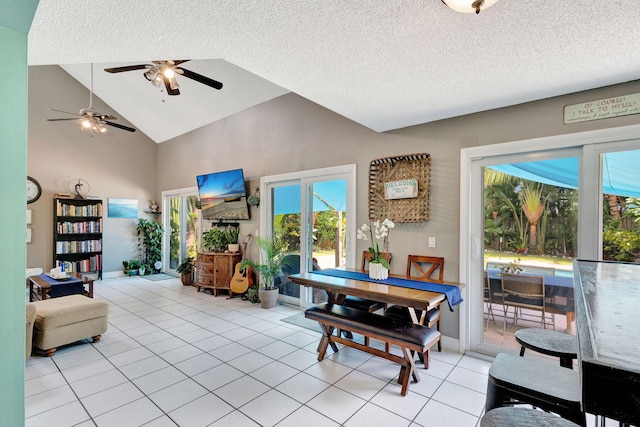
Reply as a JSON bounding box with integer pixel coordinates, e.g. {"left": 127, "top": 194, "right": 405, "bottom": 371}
{"left": 384, "top": 179, "right": 418, "bottom": 199}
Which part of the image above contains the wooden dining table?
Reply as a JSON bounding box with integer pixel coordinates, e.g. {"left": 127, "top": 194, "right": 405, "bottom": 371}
{"left": 289, "top": 267, "right": 464, "bottom": 325}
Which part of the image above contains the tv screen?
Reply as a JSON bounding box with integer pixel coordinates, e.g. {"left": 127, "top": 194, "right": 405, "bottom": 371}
{"left": 196, "top": 168, "right": 250, "bottom": 220}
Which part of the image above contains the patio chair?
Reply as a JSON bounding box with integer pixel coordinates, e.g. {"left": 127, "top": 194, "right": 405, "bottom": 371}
{"left": 500, "top": 273, "right": 554, "bottom": 334}
{"left": 484, "top": 271, "right": 497, "bottom": 329}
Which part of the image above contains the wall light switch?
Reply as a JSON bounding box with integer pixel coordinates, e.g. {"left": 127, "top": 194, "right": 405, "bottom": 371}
{"left": 428, "top": 236, "right": 436, "bottom": 248}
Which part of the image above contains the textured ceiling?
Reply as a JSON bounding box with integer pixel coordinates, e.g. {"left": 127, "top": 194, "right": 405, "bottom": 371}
{"left": 28, "top": 1, "right": 640, "bottom": 143}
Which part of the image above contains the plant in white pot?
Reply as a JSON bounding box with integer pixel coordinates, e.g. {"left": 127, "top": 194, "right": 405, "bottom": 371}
{"left": 224, "top": 226, "right": 240, "bottom": 253}
{"left": 240, "top": 235, "right": 294, "bottom": 308}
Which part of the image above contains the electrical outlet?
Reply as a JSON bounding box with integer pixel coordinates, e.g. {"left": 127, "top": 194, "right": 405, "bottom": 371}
{"left": 428, "top": 236, "right": 436, "bottom": 248}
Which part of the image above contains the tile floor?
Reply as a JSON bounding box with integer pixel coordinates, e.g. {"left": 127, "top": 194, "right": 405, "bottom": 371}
{"left": 26, "top": 275, "right": 491, "bottom": 427}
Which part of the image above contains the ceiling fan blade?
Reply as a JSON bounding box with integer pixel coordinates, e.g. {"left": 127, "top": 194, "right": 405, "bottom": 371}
{"left": 50, "top": 108, "right": 81, "bottom": 116}
{"left": 171, "top": 60, "right": 190, "bottom": 66}
{"left": 104, "top": 64, "right": 149, "bottom": 73}
{"left": 178, "top": 68, "right": 223, "bottom": 90}
{"left": 95, "top": 114, "right": 116, "bottom": 121}
{"left": 103, "top": 121, "right": 136, "bottom": 132}
{"left": 163, "top": 77, "right": 180, "bottom": 95}
{"left": 47, "top": 118, "right": 81, "bottom": 122}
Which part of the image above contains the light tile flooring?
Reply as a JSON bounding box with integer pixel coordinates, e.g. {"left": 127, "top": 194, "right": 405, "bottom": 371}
{"left": 25, "top": 275, "right": 494, "bottom": 427}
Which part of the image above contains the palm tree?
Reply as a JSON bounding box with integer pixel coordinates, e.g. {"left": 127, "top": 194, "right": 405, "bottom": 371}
{"left": 519, "top": 183, "right": 546, "bottom": 249}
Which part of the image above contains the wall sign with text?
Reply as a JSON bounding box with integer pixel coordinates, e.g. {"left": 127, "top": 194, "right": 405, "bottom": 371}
{"left": 564, "top": 93, "right": 640, "bottom": 124}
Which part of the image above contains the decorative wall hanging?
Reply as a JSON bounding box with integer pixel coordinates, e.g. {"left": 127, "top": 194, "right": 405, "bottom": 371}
{"left": 368, "top": 153, "right": 431, "bottom": 223}
{"left": 108, "top": 198, "right": 138, "bottom": 218}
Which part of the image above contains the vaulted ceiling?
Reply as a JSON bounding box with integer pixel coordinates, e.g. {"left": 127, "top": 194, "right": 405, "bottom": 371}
{"left": 28, "top": 1, "right": 640, "bottom": 143}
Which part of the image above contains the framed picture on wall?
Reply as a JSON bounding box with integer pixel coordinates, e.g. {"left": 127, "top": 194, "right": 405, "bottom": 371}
{"left": 108, "top": 198, "right": 138, "bottom": 218}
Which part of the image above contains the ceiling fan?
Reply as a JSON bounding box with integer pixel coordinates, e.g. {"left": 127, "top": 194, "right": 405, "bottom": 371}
{"left": 104, "top": 60, "right": 223, "bottom": 95}
{"left": 47, "top": 64, "right": 136, "bottom": 134}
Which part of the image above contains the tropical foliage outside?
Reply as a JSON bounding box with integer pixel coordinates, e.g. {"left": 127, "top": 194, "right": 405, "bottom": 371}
{"left": 169, "top": 195, "right": 199, "bottom": 269}
{"left": 485, "top": 169, "right": 640, "bottom": 264}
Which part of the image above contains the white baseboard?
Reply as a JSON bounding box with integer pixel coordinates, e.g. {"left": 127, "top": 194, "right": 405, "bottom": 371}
{"left": 102, "top": 271, "right": 125, "bottom": 279}
{"left": 441, "top": 335, "right": 460, "bottom": 352}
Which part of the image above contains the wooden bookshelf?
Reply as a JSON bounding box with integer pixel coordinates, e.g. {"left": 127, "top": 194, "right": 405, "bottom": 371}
{"left": 53, "top": 198, "right": 103, "bottom": 279}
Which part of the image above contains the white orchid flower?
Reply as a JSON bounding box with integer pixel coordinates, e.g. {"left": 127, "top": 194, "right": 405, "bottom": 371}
{"left": 357, "top": 229, "right": 369, "bottom": 240}
{"left": 382, "top": 218, "right": 395, "bottom": 229}
{"left": 361, "top": 223, "right": 370, "bottom": 233}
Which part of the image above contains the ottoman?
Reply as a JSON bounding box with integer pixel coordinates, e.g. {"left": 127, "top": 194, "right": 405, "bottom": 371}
{"left": 32, "top": 294, "right": 109, "bottom": 356}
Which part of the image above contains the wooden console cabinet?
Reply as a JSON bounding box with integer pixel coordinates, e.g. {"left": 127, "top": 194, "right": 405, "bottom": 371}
{"left": 196, "top": 252, "right": 241, "bottom": 296}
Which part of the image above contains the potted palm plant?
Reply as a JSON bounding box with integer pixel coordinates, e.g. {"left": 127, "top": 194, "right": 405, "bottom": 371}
{"left": 176, "top": 256, "right": 195, "bottom": 286}
{"left": 240, "top": 235, "right": 294, "bottom": 308}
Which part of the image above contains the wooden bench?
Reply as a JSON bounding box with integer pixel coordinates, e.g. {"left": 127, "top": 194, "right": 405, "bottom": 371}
{"left": 486, "top": 353, "right": 585, "bottom": 426}
{"left": 305, "top": 303, "right": 440, "bottom": 396}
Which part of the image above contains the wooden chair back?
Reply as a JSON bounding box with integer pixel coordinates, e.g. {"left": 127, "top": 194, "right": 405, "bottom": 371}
{"left": 360, "top": 251, "right": 392, "bottom": 271}
{"left": 406, "top": 255, "right": 444, "bottom": 281}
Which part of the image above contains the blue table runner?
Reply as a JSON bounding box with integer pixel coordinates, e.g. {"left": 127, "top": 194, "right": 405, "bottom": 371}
{"left": 37, "top": 274, "right": 85, "bottom": 298}
{"left": 311, "top": 269, "right": 463, "bottom": 311}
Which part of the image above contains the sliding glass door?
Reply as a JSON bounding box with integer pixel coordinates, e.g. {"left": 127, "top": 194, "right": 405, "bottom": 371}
{"left": 480, "top": 153, "right": 579, "bottom": 354}
{"left": 163, "top": 188, "right": 199, "bottom": 274}
{"left": 463, "top": 133, "right": 640, "bottom": 357}
{"left": 262, "top": 165, "right": 355, "bottom": 307}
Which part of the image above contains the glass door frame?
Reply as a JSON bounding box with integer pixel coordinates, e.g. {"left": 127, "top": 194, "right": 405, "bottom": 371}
{"left": 260, "top": 164, "right": 356, "bottom": 307}
{"left": 460, "top": 124, "right": 640, "bottom": 355}
{"left": 162, "top": 186, "right": 199, "bottom": 275}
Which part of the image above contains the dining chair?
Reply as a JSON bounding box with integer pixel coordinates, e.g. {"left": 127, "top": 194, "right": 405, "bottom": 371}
{"left": 342, "top": 251, "right": 392, "bottom": 314}
{"left": 500, "top": 273, "right": 553, "bottom": 335}
{"left": 385, "top": 255, "right": 445, "bottom": 351}
{"left": 360, "top": 250, "right": 392, "bottom": 271}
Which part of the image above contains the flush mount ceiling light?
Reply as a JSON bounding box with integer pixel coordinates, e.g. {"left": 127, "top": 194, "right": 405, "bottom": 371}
{"left": 441, "top": 0, "right": 500, "bottom": 14}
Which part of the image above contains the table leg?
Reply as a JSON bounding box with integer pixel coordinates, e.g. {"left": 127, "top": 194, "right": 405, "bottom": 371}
{"left": 566, "top": 311, "right": 575, "bottom": 334}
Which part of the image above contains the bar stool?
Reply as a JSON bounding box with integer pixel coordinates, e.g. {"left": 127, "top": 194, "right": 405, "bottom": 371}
{"left": 486, "top": 353, "right": 585, "bottom": 426}
{"left": 481, "top": 407, "right": 580, "bottom": 426}
{"left": 515, "top": 328, "right": 577, "bottom": 369}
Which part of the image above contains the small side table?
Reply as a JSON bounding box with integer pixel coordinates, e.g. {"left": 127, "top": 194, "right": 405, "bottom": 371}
{"left": 28, "top": 272, "right": 95, "bottom": 302}
{"left": 515, "top": 328, "right": 577, "bottom": 369}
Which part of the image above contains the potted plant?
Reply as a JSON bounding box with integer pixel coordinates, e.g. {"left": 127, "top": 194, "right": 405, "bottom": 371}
{"left": 202, "top": 226, "right": 227, "bottom": 252}
{"left": 240, "top": 235, "right": 294, "bottom": 308}
{"left": 176, "top": 256, "right": 195, "bottom": 286}
{"left": 225, "top": 226, "right": 240, "bottom": 253}
{"left": 356, "top": 218, "right": 394, "bottom": 280}
{"left": 123, "top": 259, "right": 142, "bottom": 276}
{"left": 137, "top": 218, "right": 164, "bottom": 275}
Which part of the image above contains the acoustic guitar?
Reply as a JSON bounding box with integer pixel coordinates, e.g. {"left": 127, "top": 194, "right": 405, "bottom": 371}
{"left": 230, "top": 234, "right": 253, "bottom": 295}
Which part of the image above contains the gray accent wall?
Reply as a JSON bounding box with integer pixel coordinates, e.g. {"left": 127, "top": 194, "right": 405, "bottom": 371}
{"left": 28, "top": 66, "right": 640, "bottom": 340}
{"left": 28, "top": 65, "right": 158, "bottom": 273}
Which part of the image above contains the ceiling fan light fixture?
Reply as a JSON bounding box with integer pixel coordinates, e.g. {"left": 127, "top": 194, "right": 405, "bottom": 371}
{"left": 162, "top": 67, "right": 175, "bottom": 79}
{"left": 441, "top": 0, "right": 499, "bottom": 14}
{"left": 82, "top": 119, "right": 92, "bottom": 129}
{"left": 144, "top": 68, "right": 158, "bottom": 82}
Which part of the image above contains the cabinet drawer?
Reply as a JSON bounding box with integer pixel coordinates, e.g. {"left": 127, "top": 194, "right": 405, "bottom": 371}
{"left": 198, "top": 254, "right": 216, "bottom": 263}
{"left": 197, "top": 274, "right": 215, "bottom": 286}
{"left": 198, "top": 264, "right": 216, "bottom": 275}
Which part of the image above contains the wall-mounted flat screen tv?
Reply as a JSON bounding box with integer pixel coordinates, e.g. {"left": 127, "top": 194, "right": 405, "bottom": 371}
{"left": 196, "top": 168, "right": 250, "bottom": 220}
